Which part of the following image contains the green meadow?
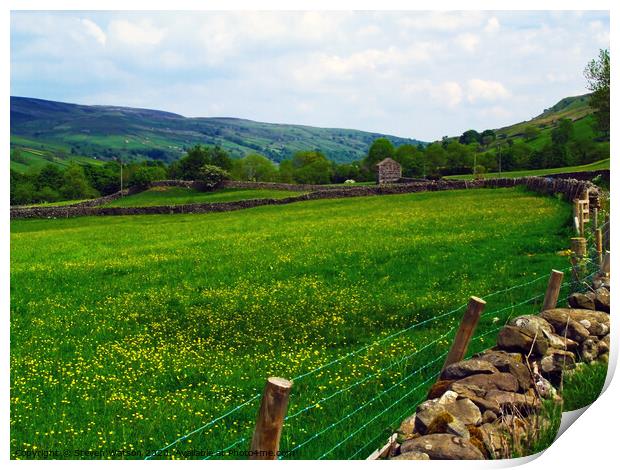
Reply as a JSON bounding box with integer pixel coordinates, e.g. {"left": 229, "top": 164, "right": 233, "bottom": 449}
{"left": 104, "top": 186, "right": 306, "bottom": 207}
{"left": 11, "top": 187, "right": 581, "bottom": 459}
{"left": 448, "top": 158, "right": 609, "bottom": 180}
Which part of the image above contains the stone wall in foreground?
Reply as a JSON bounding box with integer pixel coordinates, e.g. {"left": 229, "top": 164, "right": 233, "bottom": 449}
{"left": 10, "top": 176, "right": 599, "bottom": 219}
{"left": 381, "top": 277, "right": 610, "bottom": 460}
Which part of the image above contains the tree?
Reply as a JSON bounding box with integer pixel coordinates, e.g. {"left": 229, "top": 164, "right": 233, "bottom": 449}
{"left": 459, "top": 129, "right": 481, "bottom": 145}
{"left": 584, "top": 49, "right": 610, "bottom": 137}
{"left": 394, "top": 144, "right": 424, "bottom": 177}
{"left": 36, "top": 164, "right": 64, "bottom": 191}
{"left": 11, "top": 148, "right": 27, "bottom": 164}
{"left": 480, "top": 129, "right": 496, "bottom": 148}
{"left": 176, "top": 145, "right": 233, "bottom": 180}
{"left": 551, "top": 119, "right": 575, "bottom": 146}
{"left": 291, "top": 151, "right": 333, "bottom": 184}
{"left": 363, "top": 138, "right": 395, "bottom": 175}
{"left": 444, "top": 141, "right": 473, "bottom": 174}
{"left": 60, "top": 164, "right": 98, "bottom": 200}
{"left": 128, "top": 165, "right": 167, "bottom": 189}
{"left": 523, "top": 125, "right": 541, "bottom": 141}
{"left": 197, "top": 164, "right": 229, "bottom": 190}
{"left": 424, "top": 143, "right": 447, "bottom": 176}
{"left": 277, "top": 160, "right": 294, "bottom": 183}
{"left": 232, "top": 154, "right": 277, "bottom": 182}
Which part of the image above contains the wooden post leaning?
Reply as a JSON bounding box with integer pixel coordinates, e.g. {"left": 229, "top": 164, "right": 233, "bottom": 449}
{"left": 250, "top": 377, "right": 293, "bottom": 460}
{"left": 570, "top": 237, "right": 587, "bottom": 282}
{"left": 441, "top": 296, "right": 486, "bottom": 372}
{"left": 542, "top": 269, "right": 564, "bottom": 311}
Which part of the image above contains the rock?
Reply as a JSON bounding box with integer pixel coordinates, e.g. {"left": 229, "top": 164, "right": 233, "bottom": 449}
{"left": 497, "top": 326, "right": 549, "bottom": 356}
{"left": 540, "top": 349, "right": 576, "bottom": 375}
{"left": 391, "top": 451, "right": 430, "bottom": 460}
{"left": 580, "top": 337, "right": 599, "bottom": 363}
{"left": 568, "top": 292, "right": 596, "bottom": 310}
{"left": 398, "top": 414, "right": 417, "bottom": 436}
{"left": 540, "top": 309, "right": 591, "bottom": 343}
{"left": 452, "top": 372, "right": 519, "bottom": 393}
{"left": 415, "top": 392, "right": 481, "bottom": 435}
{"left": 427, "top": 380, "right": 454, "bottom": 400}
{"left": 437, "top": 390, "right": 459, "bottom": 405}
{"left": 485, "top": 389, "right": 541, "bottom": 413}
{"left": 510, "top": 315, "right": 555, "bottom": 338}
{"left": 400, "top": 434, "right": 484, "bottom": 460}
{"left": 482, "top": 410, "right": 498, "bottom": 423}
{"left": 449, "top": 383, "right": 501, "bottom": 414}
{"left": 441, "top": 359, "right": 499, "bottom": 380}
{"left": 551, "top": 309, "right": 610, "bottom": 337}
{"left": 507, "top": 361, "right": 534, "bottom": 392}
{"left": 533, "top": 375, "right": 554, "bottom": 398}
{"left": 475, "top": 350, "right": 524, "bottom": 370}
{"left": 510, "top": 315, "right": 578, "bottom": 350}
{"left": 478, "top": 423, "right": 508, "bottom": 459}
{"left": 446, "top": 419, "right": 470, "bottom": 439}
{"left": 594, "top": 288, "right": 610, "bottom": 313}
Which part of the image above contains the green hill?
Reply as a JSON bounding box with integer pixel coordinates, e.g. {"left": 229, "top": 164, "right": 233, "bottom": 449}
{"left": 10, "top": 96, "right": 425, "bottom": 169}
{"left": 493, "top": 93, "right": 599, "bottom": 150}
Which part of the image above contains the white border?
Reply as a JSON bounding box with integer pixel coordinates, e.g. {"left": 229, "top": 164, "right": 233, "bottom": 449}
{"left": 3, "top": 1, "right": 616, "bottom": 468}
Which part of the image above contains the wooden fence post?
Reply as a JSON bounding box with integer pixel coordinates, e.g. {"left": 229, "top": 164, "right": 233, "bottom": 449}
{"left": 592, "top": 207, "right": 599, "bottom": 236}
{"left": 603, "top": 214, "right": 610, "bottom": 251}
{"left": 595, "top": 229, "right": 603, "bottom": 266}
{"left": 542, "top": 269, "right": 564, "bottom": 311}
{"left": 601, "top": 251, "right": 610, "bottom": 277}
{"left": 570, "top": 237, "right": 587, "bottom": 282}
{"left": 250, "top": 377, "right": 292, "bottom": 460}
{"left": 442, "top": 296, "right": 486, "bottom": 372}
{"left": 573, "top": 200, "right": 581, "bottom": 235}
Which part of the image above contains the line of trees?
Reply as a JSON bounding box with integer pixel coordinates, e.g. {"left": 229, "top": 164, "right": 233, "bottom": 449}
{"left": 10, "top": 49, "right": 610, "bottom": 206}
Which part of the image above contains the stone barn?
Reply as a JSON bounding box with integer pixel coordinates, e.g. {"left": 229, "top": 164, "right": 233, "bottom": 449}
{"left": 376, "top": 158, "right": 402, "bottom": 184}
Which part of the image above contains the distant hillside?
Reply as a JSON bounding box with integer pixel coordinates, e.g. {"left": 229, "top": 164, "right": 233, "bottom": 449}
{"left": 10, "top": 97, "right": 425, "bottom": 169}
{"left": 494, "top": 93, "right": 594, "bottom": 146}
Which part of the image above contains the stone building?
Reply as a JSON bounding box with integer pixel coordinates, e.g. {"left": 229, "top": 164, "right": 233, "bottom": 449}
{"left": 376, "top": 157, "right": 402, "bottom": 184}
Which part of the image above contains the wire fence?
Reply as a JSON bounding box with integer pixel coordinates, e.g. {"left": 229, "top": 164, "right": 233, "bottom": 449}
{"left": 145, "top": 215, "right": 607, "bottom": 460}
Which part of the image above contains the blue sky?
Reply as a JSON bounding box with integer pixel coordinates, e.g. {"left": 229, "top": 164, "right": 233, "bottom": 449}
{"left": 10, "top": 10, "right": 609, "bottom": 141}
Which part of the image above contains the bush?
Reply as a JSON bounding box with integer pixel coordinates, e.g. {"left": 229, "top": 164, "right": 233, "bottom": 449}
{"left": 198, "top": 164, "right": 229, "bottom": 190}
{"left": 128, "top": 166, "right": 167, "bottom": 189}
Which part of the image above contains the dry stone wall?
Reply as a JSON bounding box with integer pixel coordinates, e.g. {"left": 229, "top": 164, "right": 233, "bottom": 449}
{"left": 382, "top": 276, "right": 610, "bottom": 460}
{"left": 10, "top": 176, "right": 600, "bottom": 219}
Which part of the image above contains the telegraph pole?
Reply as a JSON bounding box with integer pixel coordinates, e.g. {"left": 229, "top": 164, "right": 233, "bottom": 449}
{"left": 498, "top": 143, "right": 502, "bottom": 178}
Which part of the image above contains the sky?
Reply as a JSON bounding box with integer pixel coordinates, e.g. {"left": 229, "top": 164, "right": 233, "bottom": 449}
{"left": 10, "top": 10, "right": 610, "bottom": 141}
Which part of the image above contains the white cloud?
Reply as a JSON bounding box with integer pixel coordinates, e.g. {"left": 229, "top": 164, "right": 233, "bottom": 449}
{"left": 109, "top": 19, "right": 165, "bottom": 46}
{"left": 455, "top": 33, "right": 480, "bottom": 52}
{"left": 80, "top": 19, "right": 106, "bottom": 45}
{"left": 10, "top": 11, "right": 610, "bottom": 141}
{"left": 484, "top": 17, "right": 500, "bottom": 34}
{"left": 467, "top": 79, "right": 510, "bottom": 103}
{"left": 433, "top": 81, "right": 463, "bottom": 107}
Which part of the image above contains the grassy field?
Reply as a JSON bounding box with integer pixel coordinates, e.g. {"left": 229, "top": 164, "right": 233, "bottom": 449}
{"left": 22, "top": 199, "right": 91, "bottom": 208}
{"left": 104, "top": 187, "right": 306, "bottom": 207}
{"left": 11, "top": 187, "right": 578, "bottom": 459}
{"left": 448, "top": 158, "right": 610, "bottom": 180}
{"left": 563, "top": 361, "right": 608, "bottom": 411}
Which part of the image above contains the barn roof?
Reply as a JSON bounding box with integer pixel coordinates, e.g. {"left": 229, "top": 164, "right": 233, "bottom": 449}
{"left": 377, "top": 157, "right": 400, "bottom": 166}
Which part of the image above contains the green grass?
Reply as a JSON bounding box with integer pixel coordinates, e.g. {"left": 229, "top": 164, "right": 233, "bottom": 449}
{"left": 104, "top": 187, "right": 306, "bottom": 207}
{"left": 448, "top": 158, "right": 610, "bottom": 181}
{"left": 10, "top": 187, "right": 576, "bottom": 459}
{"left": 563, "top": 361, "right": 608, "bottom": 411}
{"left": 22, "top": 199, "right": 92, "bottom": 208}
